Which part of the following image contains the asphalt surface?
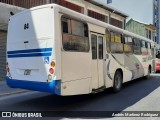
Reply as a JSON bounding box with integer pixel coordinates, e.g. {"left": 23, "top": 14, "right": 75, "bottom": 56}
{"left": 0, "top": 81, "right": 29, "bottom": 97}
{"left": 0, "top": 74, "right": 160, "bottom": 120}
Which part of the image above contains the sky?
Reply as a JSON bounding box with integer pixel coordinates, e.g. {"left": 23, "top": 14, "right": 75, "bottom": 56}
{"left": 97, "top": 0, "right": 153, "bottom": 24}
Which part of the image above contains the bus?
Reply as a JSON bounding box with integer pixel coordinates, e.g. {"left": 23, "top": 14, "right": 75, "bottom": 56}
{"left": 6, "top": 4, "right": 155, "bottom": 96}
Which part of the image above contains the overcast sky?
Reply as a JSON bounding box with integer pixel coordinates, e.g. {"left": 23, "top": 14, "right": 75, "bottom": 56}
{"left": 97, "top": 0, "right": 153, "bottom": 24}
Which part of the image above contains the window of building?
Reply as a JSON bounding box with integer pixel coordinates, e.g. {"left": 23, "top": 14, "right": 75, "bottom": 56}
{"left": 110, "top": 18, "right": 123, "bottom": 28}
{"left": 88, "top": 10, "right": 107, "bottom": 22}
{"left": 58, "top": 0, "right": 84, "bottom": 13}
{"left": 146, "top": 29, "right": 148, "bottom": 38}
{"left": 149, "top": 30, "right": 151, "bottom": 39}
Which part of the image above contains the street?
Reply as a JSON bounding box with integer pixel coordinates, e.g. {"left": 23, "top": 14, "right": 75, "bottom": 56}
{"left": 0, "top": 74, "right": 160, "bottom": 119}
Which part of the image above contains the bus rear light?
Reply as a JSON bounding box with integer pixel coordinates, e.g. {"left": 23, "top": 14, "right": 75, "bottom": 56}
{"left": 6, "top": 62, "right": 8, "bottom": 67}
{"left": 50, "top": 61, "right": 55, "bottom": 67}
{"left": 48, "top": 74, "right": 52, "bottom": 80}
{"left": 7, "top": 68, "right": 10, "bottom": 72}
{"left": 49, "top": 68, "right": 54, "bottom": 74}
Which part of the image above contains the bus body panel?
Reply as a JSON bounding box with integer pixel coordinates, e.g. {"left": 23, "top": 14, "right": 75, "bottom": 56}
{"left": 6, "top": 5, "right": 62, "bottom": 94}
{"left": 6, "top": 4, "right": 155, "bottom": 96}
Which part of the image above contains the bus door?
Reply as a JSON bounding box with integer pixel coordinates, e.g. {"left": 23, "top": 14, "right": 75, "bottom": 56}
{"left": 91, "top": 33, "right": 104, "bottom": 89}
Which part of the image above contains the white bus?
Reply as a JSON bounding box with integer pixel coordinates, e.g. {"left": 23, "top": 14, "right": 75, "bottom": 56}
{"left": 6, "top": 4, "right": 155, "bottom": 96}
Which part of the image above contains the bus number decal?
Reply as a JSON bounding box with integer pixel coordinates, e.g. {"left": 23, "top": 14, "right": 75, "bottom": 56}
{"left": 24, "top": 23, "right": 29, "bottom": 30}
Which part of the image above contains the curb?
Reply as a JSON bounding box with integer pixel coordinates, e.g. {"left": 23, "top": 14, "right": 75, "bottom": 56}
{"left": 0, "top": 90, "right": 31, "bottom": 97}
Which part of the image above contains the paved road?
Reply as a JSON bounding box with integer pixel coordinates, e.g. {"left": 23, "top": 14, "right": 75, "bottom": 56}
{"left": 0, "top": 75, "right": 160, "bottom": 120}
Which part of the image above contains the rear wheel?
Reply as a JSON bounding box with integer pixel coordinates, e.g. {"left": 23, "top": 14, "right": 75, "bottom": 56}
{"left": 113, "top": 71, "right": 122, "bottom": 92}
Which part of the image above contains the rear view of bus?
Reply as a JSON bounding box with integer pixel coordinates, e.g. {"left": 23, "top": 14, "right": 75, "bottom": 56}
{"left": 6, "top": 5, "right": 61, "bottom": 95}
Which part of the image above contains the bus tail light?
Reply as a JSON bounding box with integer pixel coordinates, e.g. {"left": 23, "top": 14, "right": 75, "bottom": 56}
{"left": 48, "top": 74, "right": 52, "bottom": 80}
{"left": 50, "top": 61, "right": 55, "bottom": 67}
{"left": 7, "top": 68, "right": 10, "bottom": 72}
{"left": 6, "top": 62, "right": 10, "bottom": 72}
{"left": 49, "top": 68, "right": 54, "bottom": 74}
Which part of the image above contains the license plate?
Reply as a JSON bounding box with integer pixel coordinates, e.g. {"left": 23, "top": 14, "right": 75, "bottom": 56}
{"left": 24, "top": 69, "right": 31, "bottom": 75}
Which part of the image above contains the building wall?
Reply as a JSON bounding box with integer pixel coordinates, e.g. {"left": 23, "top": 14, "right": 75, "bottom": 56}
{"left": 126, "top": 19, "right": 156, "bottom": 41}
{"left": 0, "top": 0, "right": 48, "bottom": 8}
{"left": 0, "top": 31, "right": 7, "bottom": 81}
{"left": 126, "top": 20, "right": 146, "bottom": 37}
{"left": 0, "top": 0, "right": 126, "bottom": 29}
{"left": 153, "top": 0, "right": 160, "bottom": 44}
{"left": 158, "top": 0, "right": 160, "bottom": 44}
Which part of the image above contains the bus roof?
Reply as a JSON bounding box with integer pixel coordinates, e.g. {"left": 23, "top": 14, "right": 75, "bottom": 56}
{"left": 10, "top": 4, "right": 155, "bottom": 44}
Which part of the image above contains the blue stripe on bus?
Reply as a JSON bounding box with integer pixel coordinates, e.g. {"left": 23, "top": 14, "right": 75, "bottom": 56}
{"left": 6, "top": 77, "right": 61, "bottom": 95}
{"left": 8, "top": 52, "right": 52, "bottom": 58}
{"left": 7, "top": 48, "right": 52, "bottom": 55}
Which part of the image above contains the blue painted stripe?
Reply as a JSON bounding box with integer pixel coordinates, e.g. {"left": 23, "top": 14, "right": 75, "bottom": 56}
{"left": 8, "top": 52, "right": 52, "bottom": 58}
{"left": 7, "top": 48, "right": 52, "bottom": 55}
{"left": 6, "top": 77, "right": 61, "bottom": 95}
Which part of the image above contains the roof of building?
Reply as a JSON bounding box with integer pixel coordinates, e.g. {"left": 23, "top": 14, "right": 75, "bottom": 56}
{"left": 126, "top": 18, "right": 156, "bottom": 30}
{"left": 88, "top": 0, "right": 129, "bottom": 18}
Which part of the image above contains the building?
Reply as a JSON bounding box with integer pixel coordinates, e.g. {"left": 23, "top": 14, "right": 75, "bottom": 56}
{"left": 105, "top": 0, "right": 159, "bottom": 43}
{"left": 0, "top": 0, "right": 128, "bottom": 81}
{"left": 153, "top": 0, "right": 160, "bottom": 44}
{"left": 0, "top": 0, "right": 128, "bottom": 28}
{"left": 126, "top": 19, "right": 156, "bottom": 42}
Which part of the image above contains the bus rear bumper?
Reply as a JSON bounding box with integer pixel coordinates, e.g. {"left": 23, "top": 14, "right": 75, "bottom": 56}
{"left": 6, "top": 77, "right": 61, "bottom": 95}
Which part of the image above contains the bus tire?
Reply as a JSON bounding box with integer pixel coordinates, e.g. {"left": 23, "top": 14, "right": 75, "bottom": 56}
{"left": 113, "top": 70, "right": 122, "bottom": 92}
{"left": 146, "top": 66, "right": 151, "bottom": 79}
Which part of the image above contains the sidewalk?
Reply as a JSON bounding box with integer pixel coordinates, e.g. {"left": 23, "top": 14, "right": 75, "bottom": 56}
{"left": 0, "top": 80, "right": 29, "bottom": 97}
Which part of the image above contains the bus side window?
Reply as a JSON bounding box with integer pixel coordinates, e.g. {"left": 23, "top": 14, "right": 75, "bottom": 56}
{"left": 62, "top": 17, "right": 71, "bottom": 33}
{"left": 110, "top": 32, "right": 123, "bottom": 53}
{"left": 124, "top": 36, "right": 133, "bottom": 54}
{"left": 145, "top": 42, "right": 148, "bottom": 48}
{"left": 84, "top": 24, "right": 88, "bottom": 37}
{"left": 148, "top": 42, "right": 151, "bottom": 49}
{"left": 61, "top": 16, "right": 89, "bottom": 52}
{"left": 133, "top": 38, "right": 141, "bottom": 55}
{"left": 105, "top": 29, "right": 110, "bottom": 53}
{"left": 141, "top": 40, "right": 147, "bottom": 55}
{"left": 141, "top": 40, "right": 146, "bottom": 48}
